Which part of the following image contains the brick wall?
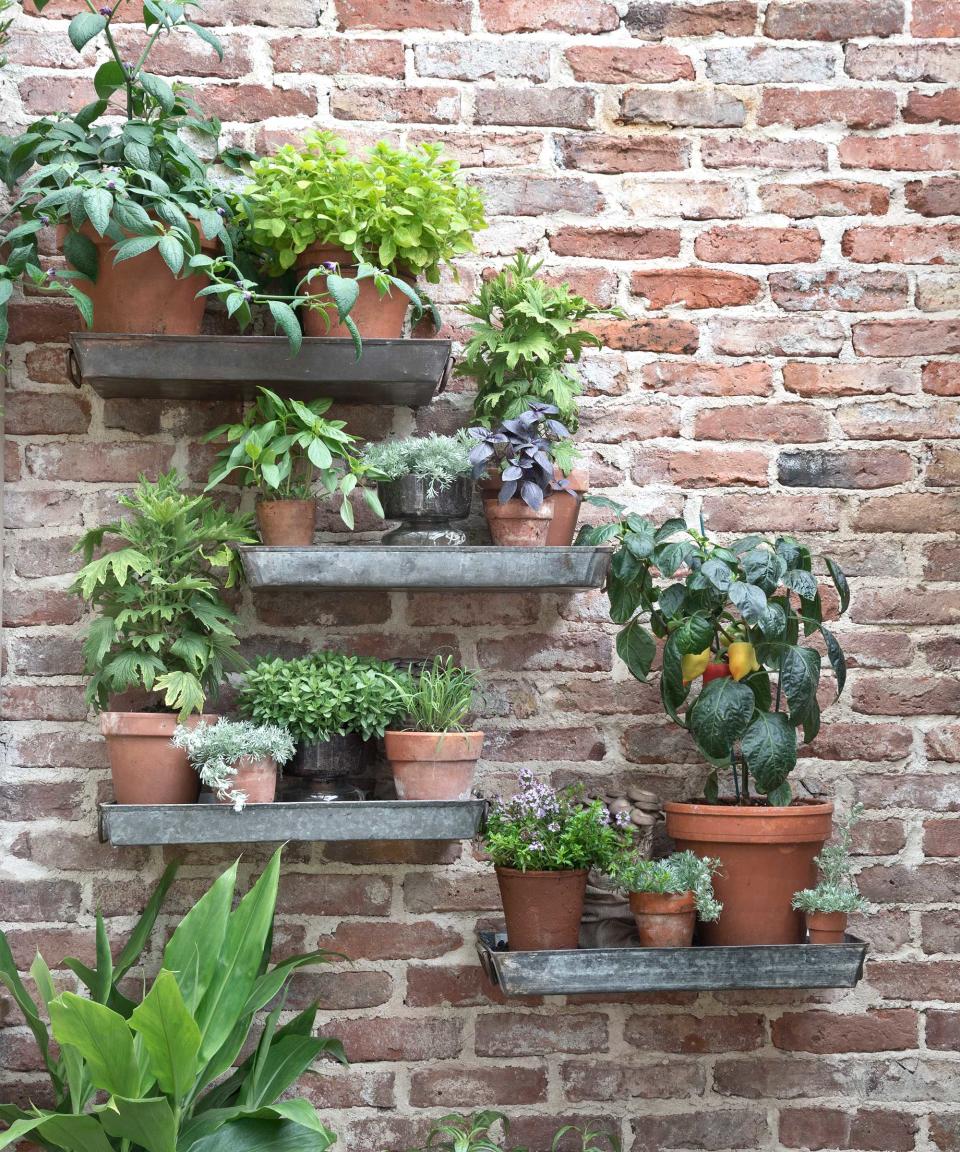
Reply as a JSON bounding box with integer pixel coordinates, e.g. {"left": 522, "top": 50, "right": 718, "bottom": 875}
{"left": 3, "top": 0, "right": 960, "bottom": 1148}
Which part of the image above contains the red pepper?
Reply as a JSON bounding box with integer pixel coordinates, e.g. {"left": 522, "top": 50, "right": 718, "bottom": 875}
{"left": 702, "top": 661, "right": 731, "bottom": 685}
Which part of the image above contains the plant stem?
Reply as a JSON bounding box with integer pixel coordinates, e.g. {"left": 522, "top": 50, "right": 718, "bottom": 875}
{"left": 741, "top": 753, "right": 749, "bottom": 802}
{"left": 731, "top": 749, "right": 740, "bottom": 802}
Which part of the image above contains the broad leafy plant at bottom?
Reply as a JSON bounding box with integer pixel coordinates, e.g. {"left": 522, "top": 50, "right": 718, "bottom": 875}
{"left": 0, "top": 847, "right": 341, "bottom": 1152}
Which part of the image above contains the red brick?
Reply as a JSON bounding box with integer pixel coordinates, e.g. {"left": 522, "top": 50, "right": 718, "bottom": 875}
{"left": 765, "top": 0, "right": 903, "bottom": 39}
{"left": 317, "top": 921, "right": 461, "bottom": 960}
{"left": 272, "top": 36, "right": 405, "bottom": 76}
{"left": 710, "top": 317, "right": 844, "bottom": 356}
{"left": 771, "top": 270, "right": 907, "bottom": 312}
{"left": 859, "top": 861, "right": 960, "bottom": 903}
{"left": 482, "top": 0, "right": 617, "bottom": 30}
{"left": 625, "top": 179, "right": 748, "bottom": 219}
{"left": 470, "top": 172, "right": 604, "bottom": 216}
{"left": 927, "top": 445, "right": 960, "bottom": 486}
{"left": 925, "top": 541, "right": 960, "bottom": 580}
{"left": 620, "top": 88, "right": 746, "bottom": 128}
{"left": 845, "top": 44, "right": 960, "bottom": 83}
{"left": 337, "top": 0, "right": 470, "bottom": 30}
{"left": 905, "top": 90, "right": 960, "bottom": 126}
{"left": 589, "top": 319, "right": 698, "bottom": 353}
{"left": 334, "top": 1016, "right": 462, "bottom": 1062}
{"left": 808, "top": 722, "right": 913, "bottom": 762}
{"left": 24, "top": 442, "right": 173, "bottom": 482}
{"left": 841, "top": 134, "right": 960, "bottom": 172}
{"left": 778, "top": 448, "right": 913, "bottom": 489}
{"left": 852, "top": 818, "right": 907, "bottom": 855}
{"left": 6, "top": 299, "right": 78, "bottom": 344}
{"left": 254, "top": 591, "right": 392, "bottom": 626}
{"left": 192, "top": 84, "right": 317, "bottom": 122}
{"left": 626, "top": 1013, "right": 765, "bottom": 1054}
{"left": 853, "top": 676, "right": 960, "bottom": 716}
{"left": 912, "top": 1, "right": 960, "bottom": 35}
{"left": 287, "top": 970, "right": 393, "bottom": 1011}
{"left": 4, "top": 441, "right": 19, "bottom": 482}
{"left": 484, "top": 727, "right": 606, "bottom": 762}
{"left": 854, "top": 321, "right": 960, "bottom": 357}
{"left": 844, "top": 225, "right": 960, "bottom": 265}
{"left": 551, "top": 226, "right": 680, "bottom": 260}
{"left": 4, "top": 630, "right": 84, "bottom": 674}
{"left": 923, "top": 821, "right": 960, "bottom": 858}
{"left": 559, "top": 134, "right": 690, "bottom": 174}
{"left": 625, "top": 1, "right": 758, "bottom": 38}
{"left": 634, "top": 446, "right": 770, "bottom": 487}
{"left": 4, "top": 391, "right": 90, "bottom": 435}
{"left": 874, "top": 961, "right": 960, "bottom": 1000}
{"left": 714, "top": 1056, "right": 851, "bottom": 1099}
{"left": 839, "top": 400, "right": 960, "bottom": 440}
{"left": 631, "top": 1110, "right": 768, "bottom": 1152}
{"left": 413, "top": 41, "right": 549, "bottom": 81}
{"left": 759, "top": 88, "right": 896, "bottom": 128}
{"left": 408, "top": 129, "right": 543, "bottom": 168}
{"left": 631, "top": 268, "right": 760, "bottom": 309}
{"left": 405, "top": 964, "right": 510, "bottom": 1007}
{"left": 779, "top": 1107, "right": 917, "bottom": 1151}
{"left": 759, "top": 180, "right": 890, "bottom": 218}
{"left": 403, "top": 873, "right": 501, "bottom": 913}
{"left": 0, "top": 879, "right": 82, "bottom": 921}
{"left": 924, "top": 363, "right": 960, "bottom": 396}
{"left": 851, "top": 588, "right": 960, "bottom": 626}
{"left": 697, "top": 402, "right": 833, "bottom": 447}
{"left": 1, "top": 685, "right": 88, "bottom": 721}
{"left": 772, "top": 1009, "right": 917, "bottom": 1053}
{"left": 918, "top": 275, "right": 960, "bottom": 313}
{"left": 702, "top": 137, "right": 828, "bottom": 169}
{"left": 0, "top": 781, "right": 83, "bottom": 822}
{"left": 695, "top": 226, "right": 822, "bottom": 263}
{"left": 860, "top": 773, "right": 960, "bottom": 811}
{"left": 855, "top": 493, "right": 960, "bottom": 533}
{"left": 923, "top": 638, "right": 960, "bottom": 671}
{"left": 279, "top": 873, "right": 391, "bottom": 916}
{"left": 110, "top": 28, "right": 252, "bottom": 76}
{"left": 783, "top": 362, "right": 915, "bottom": 397}
{"left": 701, "top": 492, "right": 845, "bottom": 531}
{"left": 907, "top": 176, "right": 960, "bottom": 217}
{"left": 565, "top": 44, "right": 694, "bottom": 83}
{"left": 643, "top": 361, "right": 773, "bottom": 396}
{"left": 410, "top": 1065, "right": 547, "bottom": 1107}
{"left": 331, "top": 85, "right": 459, "bottom": 124}
{"left": 299, "top": 1065, "right": 395, "bottom": 1110}
{"left": 475, "top": 1012, "right": 608, "bottom": 1056}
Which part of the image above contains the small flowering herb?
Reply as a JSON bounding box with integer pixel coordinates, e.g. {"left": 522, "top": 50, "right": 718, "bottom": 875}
{"left": 609, "top": 850, "right": 723, "bottom": 922}
{"left": 483, "top": 771, "right": 627, "bottom": 873}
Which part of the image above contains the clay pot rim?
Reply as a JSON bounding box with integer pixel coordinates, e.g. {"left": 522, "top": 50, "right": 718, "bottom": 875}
{"left": 60, "top": 219, "right": 220, "bottom": 255}
{"left": 484, "top": 498, "right": 555, "bottom": 520}
{"left": 494, "top": 865, "right": 589, "bottom": 878}
{"left": 384, "top": 730, "right": 484, "bottom": 760}
{"left": 805, "top": 910, "right": 848, "bottom": 927}
{"left": 629, "top": 890, "right": 696, "bottom": 914}
{"left": 256, "top": 496, "right": 316, "bottom": 505}
{"left": 296, "top": 240, "right": 416, "bottom": 283}
{"left": 100, "top": 711, "right": 218, "bottom": 736}
{"left": 666, "top": 799, "right": 834, "bottom": 844}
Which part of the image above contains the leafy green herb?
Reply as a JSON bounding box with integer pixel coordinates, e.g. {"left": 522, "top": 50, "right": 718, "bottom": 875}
{"left": 608, "top": 850, "right": 723, "bottom": 922}
{"left": 363, "top": 432, "right": 473, "bottom": 492}
{"left": 172, "top": 718, "right": 295, "bottom": 810}
{"left": 386, "top": 655, "right": 479, "bottom": 734}
{"left": 793, "top": 806, "right": 866, "bottom": 914}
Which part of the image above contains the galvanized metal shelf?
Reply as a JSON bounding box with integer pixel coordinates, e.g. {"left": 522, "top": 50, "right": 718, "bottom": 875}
{"left": 240, "top": 545, "right": 613, "bottom": 591}
{"left": 99, "top": 799, "right": 486, "bottom": 846}
{"left": 476, "top": 931, "right": 867, "bottom": 996}
{"left": 68, "top": 334, "right": 453, "bottom": 406}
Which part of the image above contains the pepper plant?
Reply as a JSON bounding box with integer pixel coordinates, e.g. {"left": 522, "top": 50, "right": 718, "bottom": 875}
{"left": 578, "top": 498, "right": 849, "bottom": 806}
{"left": 0, "top": 848, "right": 343, "bottom": 1152}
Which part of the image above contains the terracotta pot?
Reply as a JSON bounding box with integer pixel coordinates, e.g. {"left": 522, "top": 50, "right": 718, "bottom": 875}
{"left": 58, "top": 221, "right": 214, "bottom": 335}
{"left": 495, "top": 866, "right": 588, "bottom": 951}
{"left": 629, "top": 890, "right": 697, "bottom": 948}
{"left": 546, "top": 467, "right": 589, "bottom": 546}
{"left": 806, "top": 910, "right": 848, "bottom": 944}
{"left": 665, "top": 800, "right": 834, "bottom": 945}
{"left": 385, "top": 730, "right": 483, "bottom": 801}
{"left": 296, "top": 242, "right": 414, "bottom": 339}
{"left": 256, "top": 499, "right": 316, "bottom": 545}
{"left": 483, "top": 498, "right": 554, "bottom": 547}
{"left": 214, "top": 756, "right": 277, "bottom": 805}
{"left": 100, "top": 712, "right": 217, "bottom": 804}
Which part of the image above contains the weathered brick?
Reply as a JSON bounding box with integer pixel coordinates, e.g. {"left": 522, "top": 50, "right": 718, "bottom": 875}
{"left": 783, "top": 362, "right": 915, "bottom": 397}
{"left": 476, "top": 87, "right": 594, "bottom": 130}
{"left": 482, "top": 0, "right": 618, "bottom": 31}
{"left": 838, "top": 400, "right": 960, "bottom": 440}
{"left": 631, "top": 1109, "right": 768, "bottom": 1152}
{"left": 625, "top": 1, "right": 758, "bottom": 38}
{"left": 924, "top": 363, "right": 960, "bottom": 396}
{"left": 475, "top": 1012, "right": 608, "bottom": 1056}
{"left": 855, "top": 494, "right": 960, "bottom": 533}
{"left": 923, "top": 821, "right": 960, "bottom": 858}
{"left": 694, "top": 404, "right": 830, "bottom": 443}
{"left": 695, "top": 226, "right": 822, "bottom": 263}
{"left": 409, "top": 1065, "right": 547, "bottom": 1107}
{"left": 403, "top": 872, "right": 501, "bottom": 913}
{"left": 772, "top": 1009, "right": 918, "bottom": 1053}
{"left": 778, "top": 449, "right": 914, "bottom": 489}
{"left": 853, "top": 321, "right": 960, "bottom": 357}
{"left": 317, "top": 921, "right": 462, "bottom": 960}
{"left": 331, "top": 85, "right": 460, "bottom": 124}
{"left": 771, "top": 269, "right": 907, "bottom": 312}
{"left": 760, "top": 88, "right": 896, "bottom": 128}
{"left": 625, "top": 179, "right": 748, "bottom": 218}
{"left": 643, "top": 361, "right": 773, "bottom": 396}
{"left": 334, "top": 1017, "right": 463, "bottom": 1063}
{"left": 558, "top": 134, "right": 690, "bottom": 174}
{"left": 631, "top": 268, "right": 761, "bottom": 308}
{"left": 759, "top": 180, "right": 890, "bottom": 218}
{"left": 701, "top": 492, "right": 845, "bottom": 531}
{"left": 620, "top": 88, "right": 746, "bottom": 128}
{"left": 565, "top": 45, "right": 694, "bottom": 83}
{"left": 273, "top": 36, "right": 405, "bottom": 76}
{"left": 765, "top": 0, "right": 904, "bottom": 39}
{"left": 845, "top": 44, "right": 960, "bottom": 83}
{"left": 702, "top": 137, "right": 828, "bottom": 169}
{"left": 851, "top": 588, "right": 960, "bottom": 626}
{"left": 551, "top": 226, "right": 680, "bottom": 261}
{"left": 840, "top": 134, "right": 960, "bottom": 172}
{"left": 626, "top": 1013, "right": 765, "bottom": 1053}
{"left": 918, "top": 275, "right": 960, "bottom": 313}
{"left": 779, "top": 1107, "right": 918, "bottom": 1152}
{"left": 469, "top": 172, "right": 604, "bottom": 216}
{"left": 337, "top": 0, "right": 470, "bottom": 30}
{"left": 413, "top": 41, "right": 549, "bottom": 81}
{"left": 705, "top": 44, "right": 835, "bottom": 82}
{"left": 588, "top": 318, "right": 699, "bottom": 353}
{"left": 853, "top": 675, "right": 960, "bottom": 716}
{"left": 709, "top": 317, "right": 844, "bottom": 356}
{"left": 634, "top": 446, "right": 770, "bottom": 487}
{"left": 905, "top": 90, "right": 960, "bottom": 126}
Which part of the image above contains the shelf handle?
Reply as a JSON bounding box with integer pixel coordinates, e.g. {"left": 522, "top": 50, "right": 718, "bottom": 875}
{"left": 66, "top": 347, "right": 82, "bottom": 389}
{"left": 438, "top": 352, "right": 455, "bottom": 394}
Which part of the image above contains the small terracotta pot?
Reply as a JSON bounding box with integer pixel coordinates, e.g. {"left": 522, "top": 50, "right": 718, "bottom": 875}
{"left": 58, "top": 221, "right": 214, "bottom": 335}
{"left": 665, "top": 800, "right": 834, "bottom": 946}
{"left": 101, "top": 712, "right": 217, "bottom": 805}
{"left": 296, "top": 242, "right": 414, "bottom": 339}
{"left": 256, "top": 498, "right": 316, "bottom": 545}
{"left": 806, "top": 910, "right": 848, "bottom": 944}
{"left": 483, "top": 498, "right": 554, "bottom": 547}
{"left": 385, "top": 730, "right": 483, "bottom": 801}
{"left": 495, "top": 866, "right": 588, "bottom": 951}
{"left": 546, "top": 467, "right": 589, "bottom": 546}
{"left": 629, "top": 890, "right": 697, "bottom": 948}
{"left": 214, "top": 756, "right": 278, "bottom": 805}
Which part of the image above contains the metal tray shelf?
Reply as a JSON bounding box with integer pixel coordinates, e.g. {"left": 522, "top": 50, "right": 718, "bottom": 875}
{"left": 99, "top": 799, "right": 486, "bottom": 846}
{"left": 240, "top": 545, "right": 613, "bottom": 591}
{"left": 476, "top": 931, "right": 868, "bottom": 996}
{"left": 68, "top": 334, "right": 452, "bottom": 406}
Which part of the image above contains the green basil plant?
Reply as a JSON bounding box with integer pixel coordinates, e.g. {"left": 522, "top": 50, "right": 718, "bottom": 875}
{"left": 578, "top": 498, "right": 850, "bottom": 806}
{"left": 0, "top": 847, "right": 342, "bottom": 1152}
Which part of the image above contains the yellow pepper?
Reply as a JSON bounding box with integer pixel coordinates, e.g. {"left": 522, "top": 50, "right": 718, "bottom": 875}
{"left": 728, "top": 641, "right": 761, "bottom": 681}
{"left": 681, "top": 648, "right": 712, "bottom": 685}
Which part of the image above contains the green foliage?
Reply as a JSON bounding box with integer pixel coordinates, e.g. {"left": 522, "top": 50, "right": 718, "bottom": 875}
{"left": 458, "top": 254, "right": 618, "bottom": 431}
{"left": 71, "top": 471, "right": 255, "bottom": 720}
{"left": 0, "top": 0, "right": 16, "bottom": 67}
{"left": 388, "top": 655, "right": 479, "bottom": 733}
{"left": 0, "top": 1, "right": 246, "bottom": 347}
{"left": 483, "top": 771, "right": 629, "bottom": 873}
{"left": 239, "top": 131, "right": 486, "bottom": 282}
{"left": 363, "top": 432, "right": 473, "bottom": 491}
{"left": 793, "top": 805, "right": 866, "bottom": 915}
{"left": 204, "top": 387, "right": 383, "bottom": 528}
{"left": 578, "top": 498, "right": 849, "bottom": 805}
{"left": 400, "top": 1112, "right": 619, "bottom": 1152}
{"left": 172, "top": 718, "right": 295, "bottom": 810}
{"left": 239, "top": 651, "right": 413, "bottom": 744}
{"left": 0, "top": 848, "right": 342, "bottom": 1152}
{"left": 608, "top": 850, "right": 723, "bottom": 922}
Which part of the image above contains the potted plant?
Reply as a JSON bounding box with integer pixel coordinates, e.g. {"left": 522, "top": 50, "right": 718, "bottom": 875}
{"left": 467, "top": 405, "right": 577, "bottom": 547}
{"left": 238, "top": 650, "right": 412, "bottom": 795}
{"left": 405, "top": 1112, "right": 620, "bottom": 1152}
{"left": 608, "top": 850, "right": 722, "bottom": 948}
{"left": 363, "top": 432, "right": 473, "bottom": 545}
{"left": 0, "top": 0, "right": 242, "bottom": 337}
{"left": 579, "top": 499, "right": 850, "bottom": 946}
{"left": 204, "top": 386, "right": 383, "bottom": 544}
{"left": 382, "top": 655, "right": 483, "bottom": 801}
{"left": 71, "top": 471, "right": 254, "bottom": 805}
{"left": 793, "top": 805, "right": 866, "bottom": 943}
{"left": 0, "top": 848, "right": 343, "bottom": 1151}
{"left": 237, "top": 131, "right": 485, "bottom": 337}
{"left": 172, "top": 717, "right": 295, "bottom": 810}
{"left": 483, "top": 771, "right": 627, "bottom": 951}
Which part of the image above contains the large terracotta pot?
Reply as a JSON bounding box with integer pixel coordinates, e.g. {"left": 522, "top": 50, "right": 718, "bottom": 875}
{"left": 385, "top": 730, "right": 483, "bottom": 801}
{"left": 806, "top": 910, "right": 848, "bottom": 944}
{"left": 665, "top": 800, "right": 834, "bottom": 945}
{"left": 495, "top": 866, "right": 588, "bottom": 951}
{"left": 215, "top": 756, "right": 278, "bottom": 805}
{"left": 59, "top": 221, "right": 213, "bottom": 335}
{"left": 296, "top": 242, "right": 414, "bottom": 338}
{"left": 256, "top": 498, "right": 316, "bottom": 545}
{"left": 100, "top": 712, "right": 216, "bottom": 804}
{"left": 483, "top": 498, "right": 554, "bottom": 547}
{"left": 546, "top": 467, "right": 589, "bottom": 546}
{"left": 629, "top": 890, "right": 696, "bottom": 948}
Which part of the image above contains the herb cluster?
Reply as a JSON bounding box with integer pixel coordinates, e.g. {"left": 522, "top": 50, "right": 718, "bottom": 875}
{"left": 363, "top": 432, "right": 473, "bottom": 491}
{"left": 467, "top": 403, "right": 576, "bottom": 510}
{"left": 609, "top": 851, "right": 723, "bottom": 922}
{"left": 172, "top": 718, "right": 295, "bottom": 810}
{"left": 387, "top": 656, "right": 479, "bottom": 734}
{"left": 793, "top": 806, "right": 866, "bottom": 915}
{"left": 408, "top": 1111, "right": 619, "bottom": 1152}
{"left": 483, "top": 771, "right": 629, "bottom": 873}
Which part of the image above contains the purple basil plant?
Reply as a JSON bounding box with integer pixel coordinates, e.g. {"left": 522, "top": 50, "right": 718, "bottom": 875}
{"left": 467, "top": 403, "right": 575, "bottom": 511}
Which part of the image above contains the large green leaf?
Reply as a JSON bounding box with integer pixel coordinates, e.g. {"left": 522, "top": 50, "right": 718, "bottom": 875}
{"left": 242, "top": 952, "right": 333, "bottom": 1017}
{"left": 687, "top": 678, "right": 755, "bottom": 759}
{"left": 63, "top": 228, "right": 99, "bottom": 281}
{"left": 68, "top": 11, "right": 106, "bottom": 50}
{"left": 325, "top": 273, "right": 359, "bottom": 322}
{"left": 267, "top": 300, "right": 302, "bottom": 356}
{"left": 783, "top": 568, "right": 818, "bottom": 601}
{"left": 615, "top": 619, "right": 656, "bottom": 682}
{"left": 826, "top": 556, "right": 850, "bottom": 615}
{"left": 0, "top": 1117, "right": 46, "bottom": 1151}
{"left": 48, "top": 993, "right": 139, "bottom": 1099}
{"left": 659, "top": 633, "right": 690, "bottom": 725}
{"left": 672, "top": 612, "right": 714, "bottom": 656}
{"left": 741, "top": 711, "right": 797, "bottom": 797}
{"left": 728, "top": 580, "right": 767, "bottom": 624}
{"left": 817, "top": 623, "right": 846, "bottom": 699}
{"left": 185, "top": 1118, "right": 337, "bottom": 1152}
{"left": 740, "top": 547, "right": 786, "bottom": 594}
{"left": 164, "top": 861, "right": 235, "bottom": 1012}
{"left": 33, "top": 1113, "right": 114, "bottom": 1152}
{"left": 129, "top": 969, "right": 202, "bottom": 1102}
{"left": 0, "top": 932, "right": 60, "bottom": 1093}
{"left": 97, "top": 1095, "right": 177, "bottom": 1152}
{"left": 241, "top": 1034, "right": 330, "bottom": 1110}
{"left": 779, "top": 645, "right": 821, "bottom": 726}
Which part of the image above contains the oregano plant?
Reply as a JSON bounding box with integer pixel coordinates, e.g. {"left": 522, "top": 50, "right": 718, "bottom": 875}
{"left": 579, "top": 498, "right": 850, "bottom": 806}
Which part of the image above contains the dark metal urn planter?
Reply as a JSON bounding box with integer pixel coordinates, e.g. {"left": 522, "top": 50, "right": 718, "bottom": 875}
{"left": 289, "top": 731, "right": 369, "bottom": 783}
{"left": 379, "top": 475, "right": 472, "bottom": 545}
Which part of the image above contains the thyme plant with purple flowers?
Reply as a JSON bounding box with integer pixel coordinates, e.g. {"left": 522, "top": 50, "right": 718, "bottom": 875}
{"left": 483, "top": 770, "right": 628, "bottom": 873}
